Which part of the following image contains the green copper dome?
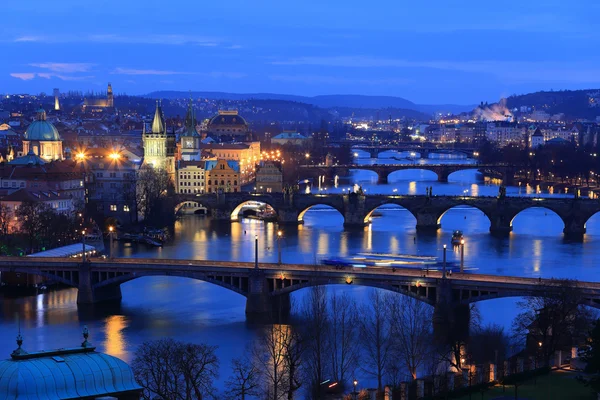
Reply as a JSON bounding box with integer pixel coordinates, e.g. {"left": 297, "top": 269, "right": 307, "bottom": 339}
{"left": 25, "top": 109, "right": 61, "bottom": 141}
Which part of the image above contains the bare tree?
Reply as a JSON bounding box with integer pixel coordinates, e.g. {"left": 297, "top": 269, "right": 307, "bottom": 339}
{"left": 328, "top": 292, "right": 359, "bottom": 388}
{"left": 513, "top": 279, "right": 594, "bottom": 366}
{"left": 16, "top": 200, "right": 51, "bottom": 253}
{"left": 224, "top": 355, "right": 261, "bottom": 400}
{"left": 282, "top": 327, "right": 304, "bottom": 400}
{"left": 0, "top": 204, "right": 12, "bottom": 237}
{"left": 359, "top": 290, "right": 393, "bottom": 391}
{"left": 388, "top": 295, "right": 434, "bottom": 381}
{"left": 136, "top": 166, "right": 173, "bottom": 224}
{"left": 132, "top": 338, "right": 219, "bottom": 400}
{"left": 301, "top": 285, "right": 330, "bottom": 399}
{"left": 254, "top": 324, "right": 292, "bottom": 400}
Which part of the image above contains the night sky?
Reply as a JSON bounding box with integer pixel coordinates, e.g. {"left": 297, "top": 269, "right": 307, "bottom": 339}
{"left": 2, "top": 0, "right": 599, "bottom": 104}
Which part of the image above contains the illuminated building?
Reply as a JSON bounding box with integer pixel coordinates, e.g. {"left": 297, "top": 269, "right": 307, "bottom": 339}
{"left": 22, "top": 109, "right": 64, "bottom": 161}
{"left": 205, "top": 110, "right": 250, "bottom": 140}
{"left": 142, "top": 101, "right": 176, "bottom": 177}
{"left": 83, "top": 82, "right": 115, "bottom": 111}
{"left": 53, "top": 88, "right": 60, "bottom": 111}
{"left": 200, "top": 142, "right": 260, "bottom": 183}
{"left": 205, "top": 159, "right": 240, "bottom": 193}
{"left": 255, "top": 161, "right": 283, "bottom": 193}
{"left": 177, "top": 160, "right": 206, "bottom": 194}
{"left": 180, "top": 98, "right": 201, "bottom": 161}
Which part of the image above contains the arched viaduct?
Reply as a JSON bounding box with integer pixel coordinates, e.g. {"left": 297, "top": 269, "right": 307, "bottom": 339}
{"left": 178, "top": 192, "right": 600, "bottom": 239}
{"left": 298, "top": 163, "right": 514, "bottom": 184}
{"left": 3, "top": 257, "right": 600, "bottom": 322}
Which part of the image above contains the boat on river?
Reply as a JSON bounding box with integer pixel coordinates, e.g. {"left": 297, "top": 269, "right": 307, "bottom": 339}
{"left": 451, "top": 230, "right": 464, "bottom": 246}
{"left": 321, "top": 253, "right": 476, "bottom": 273}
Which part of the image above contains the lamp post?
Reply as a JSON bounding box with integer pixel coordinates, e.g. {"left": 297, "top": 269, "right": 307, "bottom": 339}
{"left": 254, "top": 235, "right": 258, "bottom": 269}
{"left": 277, "top": 230, "right": 282, "bottom": 264}
{"left": 353, "top": 379, "right": 358, "bottom": 400}
{"left": 460, "top": 239, "right": 465, "bottom": 273}
{"left": 82, "top": 230, "right": 86, "bottom": 263}
{"left": 442, "top": 244, "right": 447, "bottom": 278}
{"left": 108, "top": 226, "right": 114, "bottom": 259}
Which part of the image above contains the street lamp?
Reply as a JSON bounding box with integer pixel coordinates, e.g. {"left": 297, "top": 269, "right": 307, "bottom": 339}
{"left": 442, "top": 244, "right": 447, "bottom": 278}
{"left": 353, "top": 379, "right": 358, "bottom": 400}
{"left": 108, "top": 226, "right": 114, "bottom": 259}
{"left": 81, "top": 230, "right": 86, "bottom": 263}
{"left": 254, "top": 235, "right": 259, "bottom": 269}
{"left": 460, "top": 239, "right": 465, "bottom": 273}
{"left": 277, "top": 230, "right": 282, "bottom": 264}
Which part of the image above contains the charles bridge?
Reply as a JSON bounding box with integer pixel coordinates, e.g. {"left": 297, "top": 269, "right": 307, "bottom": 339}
{"left": 298, "top": 163, "right": 513, "bottom": 184}
{"left": 179, "top": 192, "right": 600, "bottom": 239}
{"left": 349, "top": 145, "right": 477, "bottom": 159}
{"left": 2, "top": 257, "right": 600, "bottom": 329}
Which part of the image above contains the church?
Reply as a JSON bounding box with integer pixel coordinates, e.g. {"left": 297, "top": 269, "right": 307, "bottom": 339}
{"left": 22, "top": 108, "right": 63, "bottom": 161}
{"left": 142, "top": 101, "right": 176, "bottom": 176}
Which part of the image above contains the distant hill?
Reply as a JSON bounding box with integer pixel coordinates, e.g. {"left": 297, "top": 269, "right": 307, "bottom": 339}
{"left": 504, "top": 89, "right": 600, "bottom": 120}
{"left": 146, "top": 91, "right": 474, "bottom": 115}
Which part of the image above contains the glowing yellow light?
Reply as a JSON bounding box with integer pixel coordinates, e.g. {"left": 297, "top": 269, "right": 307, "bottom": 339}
{"left": 76, "top": 152, "right": 86, "bottom": 160}
{"left": 109, "top": 152, "right": 120, "bottom": 160}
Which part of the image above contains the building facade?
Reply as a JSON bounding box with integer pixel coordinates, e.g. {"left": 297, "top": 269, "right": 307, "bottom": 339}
{"left": 143, "top": 101, "right": 175, "bottom": 177}
{"left": 200, "top": 142, "right": 260, "bottom": 183}
{"left": 205, "top": 110, "right": 250, "bottom": 140}
{"left": 180, "top": 98, "right": 201, "bottom": 161}
{"left": 205, "top": 159, "right": 240, "bottom": 193}
{"left": 177, "top": 160, "right": 205, "bottom": 194}
{"left": 255, "top": 161, "right": 283, "bottom": 193}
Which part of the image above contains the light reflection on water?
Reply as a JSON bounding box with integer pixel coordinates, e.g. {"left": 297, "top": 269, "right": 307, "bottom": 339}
{"left": 0, "top": 155, "right": 598, "bottom": 390}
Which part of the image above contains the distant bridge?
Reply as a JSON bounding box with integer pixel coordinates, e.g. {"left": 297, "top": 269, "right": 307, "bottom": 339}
{"left": 2, "top": 257, "right": 600, "bottom": 321}
{"left": 351, "top": 145, "right": 478, "bottom": 159}
{"left": 298, "top": 163, "right": 511, "bottom": 184}
{"left": 178, "top": 193, "right": 598, "bottom": 239}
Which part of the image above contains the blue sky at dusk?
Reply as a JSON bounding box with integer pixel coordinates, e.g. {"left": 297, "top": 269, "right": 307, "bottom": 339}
{"left": 1, "top": 0, "right": 599, "bottom": 104}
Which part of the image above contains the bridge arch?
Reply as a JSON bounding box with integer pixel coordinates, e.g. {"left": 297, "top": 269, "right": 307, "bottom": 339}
{"left": 93, "top": 271, "right": 249, "bottom": 297}
{"left": 363, "top": 201, "right": 417, "bottom": 224}
{"left": 297, "top": 203, "right": 345, "bottom": 224}
{"left": 175, "top": 201, "right": 207, "bottom": 215}
{"left": 387, "top": 168, "right": 439, "bottom": 182}
{"left": 509, "top": 206, "right": 565, "bottom": 234}
{"left": 271, "top": 281, "right": 436, "bottom": 306}
{"left": 446, "top": 168, "right": 481, "bottom": 182}
{"left": 230, "top": 200, "right": 279, "bottom": 221}
{"left": 436, "top": 204, "right": 492, "bottom": 229}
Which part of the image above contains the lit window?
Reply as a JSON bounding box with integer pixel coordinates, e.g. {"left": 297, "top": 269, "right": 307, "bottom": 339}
{"left": 110, "top": 204, "right": 117, "bottom": 211}
{"left": 123, "top": 205, "right": 130, "bottom": 212}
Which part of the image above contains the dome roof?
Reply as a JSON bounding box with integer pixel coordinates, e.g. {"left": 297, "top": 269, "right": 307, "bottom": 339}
{"left": 0, "top": 349, "right": 142, "bottom": 398}
{"left": 208, "top": 111, "right": 247, "bottom": 127}
{"left": 25, "top": 109, "right": 61, "bottom": 141}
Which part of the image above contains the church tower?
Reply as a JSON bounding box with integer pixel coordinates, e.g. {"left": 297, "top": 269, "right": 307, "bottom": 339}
{"left": 107, "top": 83, "right": 114, "bottom": 108}
{"left": 143, "top": 101, "right": 168, "bottom": 169}
{"left": 180, "top": 97, "right": 201, "bottom": 161}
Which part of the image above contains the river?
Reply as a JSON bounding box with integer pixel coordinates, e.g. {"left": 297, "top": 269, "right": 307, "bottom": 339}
{"left": 0, "top": 150, "right": 598, "bottom": 391}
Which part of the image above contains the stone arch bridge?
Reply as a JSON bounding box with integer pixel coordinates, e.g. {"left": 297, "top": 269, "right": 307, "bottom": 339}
{"left": 178, "top": 193, "right": 600, "bottom": 239}
{"left": 2, "top": 257, "right": 600, "bottom": 322}
{"left": 298, "top": 163, "right": 513, "bottom": 184}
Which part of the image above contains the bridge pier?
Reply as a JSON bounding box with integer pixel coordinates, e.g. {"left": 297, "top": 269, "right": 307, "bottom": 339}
{"left": 489, "top": 215, "right": 512, "bottom": 237}
{"left": 278, "top": 209, "right": 301, "bottom": 225}
{"left": 376, "top": 172, "right": 389, "bottom": 185}
{"left": 433, "top": 280, "right": 470, "bottom": 345}
{"left": 77, "top": 262, "right": 122, "bottom": 304}
{"left": 211, "top": 207, "right": 233, "bottom": 222}
{"left": 245, "top": 269, "right": 291, "bottom": 321}
{"left": 437, "top": 171, "right": 450, "bottom": 183}
{"left": 563, "top": 218, "right": 586, "bottom": 241}
{"left": 415, "top": 212, "right": 441, "bottom": 231}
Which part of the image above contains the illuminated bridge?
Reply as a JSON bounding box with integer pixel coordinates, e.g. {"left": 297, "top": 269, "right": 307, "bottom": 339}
{"left": 179, "top": 193, "right": 600, "bottom": 239}
{"left": 1, "top": 257, "right": 600, "bottom": 321}
{"left": 298, "top": 163, "right": 512, "bottom": 184}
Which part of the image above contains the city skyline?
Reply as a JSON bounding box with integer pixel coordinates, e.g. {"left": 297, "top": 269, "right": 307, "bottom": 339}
{"left": 3, "top": 0, "right": 600, "bottom": 104}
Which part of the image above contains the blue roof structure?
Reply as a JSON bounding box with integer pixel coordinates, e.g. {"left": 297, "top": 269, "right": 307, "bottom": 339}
{"left": 205, "top": 159, "right": 240, "bottom": 172}
{"left": 273, "top": 132, "right": 307, "bottom": 140}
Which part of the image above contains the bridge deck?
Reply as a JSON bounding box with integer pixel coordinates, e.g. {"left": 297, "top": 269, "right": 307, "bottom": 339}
{"left": 2, "top": 257, "right": 599, "bottom": 292}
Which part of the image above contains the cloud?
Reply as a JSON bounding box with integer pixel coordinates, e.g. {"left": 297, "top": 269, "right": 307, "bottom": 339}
{"left": 29, "top": 62, "right": 94, "bottom": 73}
{"left": 112, "top": 68, "right": 189, "bottom": 76}
{"left": 10, "top": 72, "right": 93, "bottom": 81}
{"left": 203, "top": 71, "right": 247, "bottom": 79}
{"left": 12, "top": 34, "right": 223, "bottom": 47}
{"left": 10, "top": 73, "right": 36, "bottom": 80}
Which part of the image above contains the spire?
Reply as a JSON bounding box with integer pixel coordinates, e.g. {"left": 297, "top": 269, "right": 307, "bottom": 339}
{"left": 151, "top": 100, "right": 165, "bottom": 134}
{"left": 11, "top": 316, "right": 27, "bottom": 358}
{"left": 184, "top": 95, "right": 198, "bottom": 136}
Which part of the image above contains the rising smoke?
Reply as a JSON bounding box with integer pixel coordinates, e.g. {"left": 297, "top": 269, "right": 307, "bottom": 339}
{"left": 473, "top": 98, "right": 513, "bottom": 122}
